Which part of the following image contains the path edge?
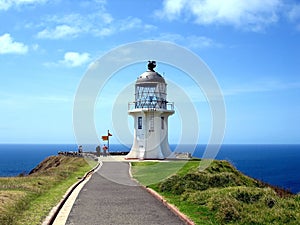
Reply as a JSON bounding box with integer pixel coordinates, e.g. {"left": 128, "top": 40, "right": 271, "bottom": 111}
{"left": 42, "top": 160, "right": 101, "bottom": 225}
{"left": 129, "top": 162, "right": 195, "bottom": 225}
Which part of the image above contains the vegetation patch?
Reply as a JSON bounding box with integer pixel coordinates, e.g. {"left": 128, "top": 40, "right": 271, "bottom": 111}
{"left": 131, "top": 161, "right": 186, "bottom": 186}
{"left": 132, "top": 159, "right": 300, "bottom": 224}
{"left": 0, "top": 156, "right": 96, "bottom": 225}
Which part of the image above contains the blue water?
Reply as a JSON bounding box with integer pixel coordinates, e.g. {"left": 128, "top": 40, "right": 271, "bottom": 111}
{"left": 0, "top": 144, "right": 77, "bottom": 176}
{"left": 0, "top": 144, "right": 299, "bottom": 194}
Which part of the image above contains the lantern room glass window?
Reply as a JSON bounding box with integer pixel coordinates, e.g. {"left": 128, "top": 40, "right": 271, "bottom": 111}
{"left": 135, "top": 82, "right": 167, "bottom": 109}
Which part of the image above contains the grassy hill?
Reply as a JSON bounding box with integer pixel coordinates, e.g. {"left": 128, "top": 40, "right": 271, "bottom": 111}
{"left": 0, "top": 156, "right": 97, "bottom": 225}
{"left": 131, "top": 160, "right": 300, "bottom": 225}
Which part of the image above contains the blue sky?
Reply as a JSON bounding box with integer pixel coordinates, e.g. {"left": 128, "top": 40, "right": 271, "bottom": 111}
{"left": 0, "top": 0, "right": 299, "bottom": 144}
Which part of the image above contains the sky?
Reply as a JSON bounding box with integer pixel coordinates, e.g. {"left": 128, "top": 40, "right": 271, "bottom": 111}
{"left": 0, "top": 0, "right": 299, "bottom": 145}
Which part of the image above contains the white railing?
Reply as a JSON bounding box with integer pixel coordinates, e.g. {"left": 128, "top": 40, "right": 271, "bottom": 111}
{"left": 128, "top": 102, "right": 174, "bottom": 111}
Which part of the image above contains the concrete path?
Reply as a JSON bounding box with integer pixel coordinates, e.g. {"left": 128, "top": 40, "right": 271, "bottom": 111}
{"left": 65, "top": 161, "right": 186, "bottom": 225}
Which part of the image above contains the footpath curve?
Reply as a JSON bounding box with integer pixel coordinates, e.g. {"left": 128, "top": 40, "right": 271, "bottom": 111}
{"left": 63, "top": 161, "right": 187, "bottom": 225}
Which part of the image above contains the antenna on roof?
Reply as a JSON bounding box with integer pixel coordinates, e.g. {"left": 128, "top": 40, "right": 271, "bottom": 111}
{"left": 147, "top": 60, "right": 156, "bottom": 72}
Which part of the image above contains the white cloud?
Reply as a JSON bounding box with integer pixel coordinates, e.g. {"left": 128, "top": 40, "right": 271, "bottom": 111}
{"left": 60, "top": 52, "right": 91, "bottom": 67}
{"left": 85, "top": 16, "right": 155, "bottom": 37}
{"left": 156, "top": 0, "right": 282, "bottom": 31}
{"left": 287, "top": 3, "right": 300, "bottom": 30}
{"left": 99, "top": 12, "right": 114, "bottom": 24}
{"left": 35, "top": 6, "right": 154, "bottom": 39}
{"left": 0, "top": 33, "right": 28, "bottom": 54}
{"left": 186, "top": 35, "right": 222, "bottom": 48}
{"left": 157, "top": 33, "right": 183, "bottom": 43}
{"left": 37, "top": 25, "right": 81, "bottom": 39}
{"left": 116, "top": 17, "right": 156, "bottom": 33}
{"left": 119, "top": 17, "right": 143, "bottom": 31}
{"left": 288, "top": 4, "right": 300, "bottom": 21}
{"left": 96, "top": 27, "right": 114, "bottom": 37}
{"left": 35, "top": 13, "right": 95, "bottom": 39}
{"left": 0, "top": 0, "right": 47, "bottom": 10}
{"left": 158, "top": 33, "right": 221, "bottom": 49}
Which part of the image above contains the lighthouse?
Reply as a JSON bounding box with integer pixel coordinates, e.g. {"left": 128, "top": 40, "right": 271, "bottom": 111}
{"left": 126, "top": 61, "right": 174, "bottom": 159}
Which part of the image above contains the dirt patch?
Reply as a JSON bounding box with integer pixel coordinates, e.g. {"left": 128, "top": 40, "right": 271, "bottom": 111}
{"left": 29, "top": 156, "right": 64, "bottom": 175}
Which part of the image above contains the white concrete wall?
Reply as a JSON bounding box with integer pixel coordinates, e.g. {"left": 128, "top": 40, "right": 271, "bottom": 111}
{"left": 126, "top": 109, "right": 174, "bottom": 159}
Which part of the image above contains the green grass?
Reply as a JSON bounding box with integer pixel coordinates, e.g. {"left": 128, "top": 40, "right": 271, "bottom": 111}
{"left": 131, "top": 159, "right": 300, "bottom": 225}
{"left": 0, "top": 156, "right": 97, "bottom": 225}
{"left": 131, "top": 161, "right": 187, "bottom": 186}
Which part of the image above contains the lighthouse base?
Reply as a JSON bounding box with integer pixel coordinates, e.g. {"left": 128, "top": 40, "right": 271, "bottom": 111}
{"left": 125, "top": 144, "right": 170, "bottom": 160}
{"left": 125, "top": 125, "right": 173, "bottom": 160}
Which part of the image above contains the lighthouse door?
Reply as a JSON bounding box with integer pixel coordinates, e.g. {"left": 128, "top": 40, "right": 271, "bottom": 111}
{"left": 137, "top": 116, "right": 145, "bottom": 159}
{"left": 138, "top": 133, "right": 145, "bottom": 159}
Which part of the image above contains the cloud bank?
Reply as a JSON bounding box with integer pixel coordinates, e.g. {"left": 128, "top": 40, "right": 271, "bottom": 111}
{"left": 155, "top": 0, "right": 283, "bottom": 31}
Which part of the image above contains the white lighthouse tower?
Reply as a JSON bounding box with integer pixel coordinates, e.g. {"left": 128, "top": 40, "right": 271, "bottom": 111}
{"left": 126, "top": 61, "right": 174, "bottom": 159}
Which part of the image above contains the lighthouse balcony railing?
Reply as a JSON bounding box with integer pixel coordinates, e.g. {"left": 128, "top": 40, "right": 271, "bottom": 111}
{"left": 128, "top": 101, "right": 174, "bottom": 111}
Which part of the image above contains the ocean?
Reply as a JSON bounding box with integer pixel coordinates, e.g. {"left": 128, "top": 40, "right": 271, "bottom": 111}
{"left": 0, "top": 144, "right": 299, "bottom": 194}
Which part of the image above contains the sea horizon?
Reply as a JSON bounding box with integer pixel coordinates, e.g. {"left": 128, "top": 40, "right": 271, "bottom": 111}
{"left": 0, "top": 143, "right": 299, "bottom": 194}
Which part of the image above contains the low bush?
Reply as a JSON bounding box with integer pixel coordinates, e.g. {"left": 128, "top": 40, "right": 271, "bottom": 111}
{"left": 132, "top": 160, "right": 300, "bottom": 225}
{"left": 158, "top": 171, "right": 251, "bottom": 194}
{"left": 234, "top": 187, "right": 263, "bottom": 204}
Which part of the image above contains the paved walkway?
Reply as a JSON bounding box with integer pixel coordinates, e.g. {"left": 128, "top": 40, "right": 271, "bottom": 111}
{"left": 65, "top": 161, "right": 185, "bottom": 225}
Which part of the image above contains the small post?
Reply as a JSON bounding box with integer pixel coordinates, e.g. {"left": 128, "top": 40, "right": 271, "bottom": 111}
{"left": 101, "top": 130, "right": 112, "bottom": 155}
{"left": 107, "top": 129, "right": 110, "bottom": 152}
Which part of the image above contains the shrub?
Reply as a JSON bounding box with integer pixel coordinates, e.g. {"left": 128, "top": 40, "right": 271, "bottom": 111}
{"left": 171, "top": 181, "right": 187, "bottom": 195}
{"left": 182, "top": 190, "right": 210, "bottom": 205}
{"left": 158, "top": 174, "right": 181, "bottom": 193}
{"left": 234, "top": 188, "right": 263, "bottom": 204}
{"left": 207, "top": 172, "right": 241, "bottom": 188}
{"left": 265, "top": 197, "right": 276, "bottom": 208}
{"left": 217, "top": 203, "right": 240, "bottom": 223}
{"left": 159, "top": 170, "right": 246, "bottom": 195}
{"left": 210, "top": 196, "right": 241, "bottom": 223}
{"left": 205, "top": 160, "right": 237, "bottom": 174}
